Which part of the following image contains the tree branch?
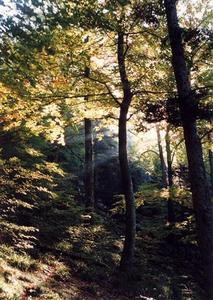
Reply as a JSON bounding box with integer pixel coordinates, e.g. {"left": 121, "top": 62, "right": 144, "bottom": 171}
{"left": 87, "top": 76, "right": 121, "bottom": 107}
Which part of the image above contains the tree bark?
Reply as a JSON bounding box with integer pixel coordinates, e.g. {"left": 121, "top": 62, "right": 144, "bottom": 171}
{"left": 165, "top": 124, "right": 175, "bottom": 222}
{"left": 208, "top": 133, "right": 213, "bottom": 196}
{"left": 156, "top": 124, "right": 168, "bottom": 188}
{"left": 84, "top": 116, "right": 95, "bottom": 208}
{"left": 84, "top": 41, "right": 95, "bottom": 209}
{"left": 117, "top": 31, "right": 136, "bottom": 273}
{"left": 164, "top": 1, "right": 213, "bottom": 298}
{"left": 209, "top": 149, "right": 213, "bottom": 195}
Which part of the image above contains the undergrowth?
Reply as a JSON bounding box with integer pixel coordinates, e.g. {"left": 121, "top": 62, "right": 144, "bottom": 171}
{"left": 0, "top": 132, "right": 201, "bottom": 299}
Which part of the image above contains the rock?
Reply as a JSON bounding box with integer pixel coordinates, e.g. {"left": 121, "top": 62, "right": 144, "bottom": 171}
{"left": 136, "top": 296, "right": 155, "bottom": 300}
{"left": 80, "top": 214, "right": 92, "bottom": 223}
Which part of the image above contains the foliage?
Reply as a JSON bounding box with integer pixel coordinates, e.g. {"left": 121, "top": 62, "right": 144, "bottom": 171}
{"left": 111, "top": 192, "right": 144, "bottom": 216}
{"left": 169, "top": 186, "right": 192, "bottom": 208}
{"left": 0, "top": 0, "right": 211, "bottom": 298}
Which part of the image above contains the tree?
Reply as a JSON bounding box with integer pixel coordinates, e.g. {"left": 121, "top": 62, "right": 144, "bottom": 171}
{"left": 117, "top": 30, "right": 136, "bottom": 272}
{"left": 209, "top": 143, "right": 213, "bottom": 195}
{"left": 84, "top": 114, "right": 95, "bottom": 208}
{"left": 165, "top": 124, "right": 175, "bottom": 222}
{"left": 156, "top": 124, "right": 168, "bottom": 188}
{"left": 84, "top": 38, "right": 95, "bottom": 209}
{"left": 164, "top": 1, "right": 213, "bottom": 297}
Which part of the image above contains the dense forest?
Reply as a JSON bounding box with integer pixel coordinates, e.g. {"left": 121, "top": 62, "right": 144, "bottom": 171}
{"left": 0, "top": 0, "right": 212, "bottom": 299}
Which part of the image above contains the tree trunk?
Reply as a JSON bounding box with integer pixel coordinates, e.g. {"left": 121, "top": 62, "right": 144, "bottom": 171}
{"left": 164, "top": 1, "right": 213, "bottom": 297}
{"left": 165, "top": 124, "right": 175, "bottom": 222}
{"left": 119, "top": 108, "right": 136, "bottom": 272}
{"left": 156, "top": 124, "right": 168, "bottom": 188}
{"left": 117, "top": 31, "right": 136, "bottom": 273}
{"left": 208, "top": 134, "right": 213, "bottom": 195}
{"left": 84, "top": 117, "right": 95, "bottom": 208}
{"left": 84, "top": 48, "right": 95, "bottom": 209}
{"left": 209, "top": 149, "right": 213, "bottom": 195}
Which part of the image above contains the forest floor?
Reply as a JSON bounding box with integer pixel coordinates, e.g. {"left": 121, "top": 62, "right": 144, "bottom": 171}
{"left": 0, "top": 182, "right": 204, "bottom": 300}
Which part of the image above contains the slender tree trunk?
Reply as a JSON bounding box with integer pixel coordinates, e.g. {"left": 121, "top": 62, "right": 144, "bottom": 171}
{"left": 209, "top": 149, "right": 213, "bottom": 194}
{"left": 156, "top": 124, "right": 168, "bottom": 188}
{"left": 84, "top": 39, "right": 95, "bottom": 209}
{"left": 93, "top": 132, "right": 97, "bottom": 208}
{"left": 165, "top": 124, "right": 175, "bottom": 222}
{"left": 119, "top": 108, "right": 136, "bottom": 272}
{"left": 165, "top": 1, "right": 213, "bottom": 297}
{"left": 208, "top": 134, "right": 213, "bottom": 195}
{"left": 117, "top": 31, "right": 136, "bottom": 272}
{"left": 84, "top": 116, "right": 94, "bottom": 208}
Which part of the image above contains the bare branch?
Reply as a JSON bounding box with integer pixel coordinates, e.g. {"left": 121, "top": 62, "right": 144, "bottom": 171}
{"left": 133, "top": 89, "right": 175, "bottom": 96}
{"left": 171, "top": 138, "right": 184, "bottom": 164}
{"left": 127, "top": 29, "right": 162, "bottom": 40}
{"left": 140, "top": 149, "right": 159, "bottom": 157}
{"left": 88, "top": 76, "right": 121, "bottom": 106}
{"left": 200, "top": 128, "right": 213, "bottom": 143}
{"left": 30, "top": 92, "right": 112, "bottom": 101}
{"left": 127, "top": 108, "right": 142, "bottom": 121}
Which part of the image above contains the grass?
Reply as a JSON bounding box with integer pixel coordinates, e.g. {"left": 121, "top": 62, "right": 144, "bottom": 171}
{"left": 0, "top": 245, "right": 39, "bottom": 272}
